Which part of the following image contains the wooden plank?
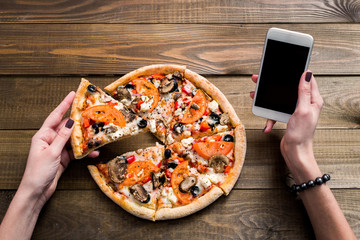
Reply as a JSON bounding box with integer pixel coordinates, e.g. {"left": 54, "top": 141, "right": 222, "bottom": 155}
{"left": 1, "top": 189, "right": 359, "bottom": 239}
{"left": 0, "top": 24, "right": 360, "bottom": 75}
{"left": 1, "top": 76, "right": 359, "bottom": 130}
{"left": 0, "top": 129, "right": 358, "bottom": 190}
{"left": 0, "top": 0, "right": 359, "bottom": 24}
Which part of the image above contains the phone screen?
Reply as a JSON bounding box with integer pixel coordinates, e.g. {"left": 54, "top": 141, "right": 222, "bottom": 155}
{"left": 255, "top": 39, "right": 310, "bottom": 114}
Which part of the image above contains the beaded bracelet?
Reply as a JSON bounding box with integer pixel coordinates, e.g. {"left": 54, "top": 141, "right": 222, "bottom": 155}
{"left": 291, "top": 174, "right": 331, "bottom": 193}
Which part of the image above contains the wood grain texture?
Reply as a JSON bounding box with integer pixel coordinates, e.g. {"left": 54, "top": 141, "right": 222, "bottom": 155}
{"left": 0, "top": 24, "right": 360, "bottom": 75}
{"left": 1, "top": 76, "right": 359, "bottom": 130}
{"left": 0, "top": 129, "right": 358, "bottom": 190}
{"left": 0, "top": 0, "right": 359, "bottom": 23}
{"left": 1, "top": 189, "right": 359, "bottom": 239}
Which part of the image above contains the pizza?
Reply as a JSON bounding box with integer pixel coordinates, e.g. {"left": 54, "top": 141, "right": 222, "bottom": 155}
{"left": 70, "top": 64, "right": 246, "bottom": 221}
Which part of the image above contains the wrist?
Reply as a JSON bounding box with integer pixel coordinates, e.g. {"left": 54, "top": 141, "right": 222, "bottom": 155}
{"left": 281, "top": 142, "right": 322, "bottom": 184}
{"left": 17, "top": 179, "right": 47, "bottom": 211}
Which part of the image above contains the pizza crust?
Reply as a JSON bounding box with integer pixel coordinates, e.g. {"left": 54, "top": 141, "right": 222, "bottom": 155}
{"left": 219, "top": 125, "right": 246, "bottom": 195}
{"left": 88, "top": 165, "right": 156, "bottom": 221}
{"left": 70, "top": 78, "right": 90, "bottom": 159}
{"left": 184, "top": 69, "right": 241, "bottom": 127}
{"left": 154, "top": 186, "right": 223, "bottom": 220}
{"left": 104, "top": 64, "right": 186, "bottom": 93}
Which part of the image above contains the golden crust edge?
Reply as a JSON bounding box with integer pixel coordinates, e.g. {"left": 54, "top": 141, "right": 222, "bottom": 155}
{"left": 184, "top": 69, "right": 241, "bottom": 127}
{"left": 87, "top": 165, "right": 156, "bottom": 221}
{"left": 154, "top": 186, "right": 223, "bottom": 220}
{"left": 70, "top": 78, "right": 90, "bottom": 159}
{"left": 220, "top": 125, "right": 247, "bottom": 195}
{"left": 104, "top": 64, "right": 187, "bottom": 93}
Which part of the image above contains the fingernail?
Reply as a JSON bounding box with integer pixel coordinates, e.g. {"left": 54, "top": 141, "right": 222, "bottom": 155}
{"left": 65, "top": 119, "right": 74, "bottom": 129}
{"left": 305, "top": 72, "right": 312, "bottom": 82}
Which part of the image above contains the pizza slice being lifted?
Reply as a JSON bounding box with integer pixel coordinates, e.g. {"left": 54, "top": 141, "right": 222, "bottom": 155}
{"left": 70, "top": 78, "right": 149, "bottom": 159}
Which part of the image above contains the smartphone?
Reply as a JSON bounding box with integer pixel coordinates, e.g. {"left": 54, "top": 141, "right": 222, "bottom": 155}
{"left": 252, "top": 27, "right": 314, "bottom": 123}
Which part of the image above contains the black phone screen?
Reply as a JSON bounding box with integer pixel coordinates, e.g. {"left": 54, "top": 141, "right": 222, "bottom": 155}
{"left": 255, "top": 39, "right": 310, "bottom": 114}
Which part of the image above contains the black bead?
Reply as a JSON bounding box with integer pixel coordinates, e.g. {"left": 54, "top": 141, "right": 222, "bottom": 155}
{"left": 307, "top": 180, "right": 315, "bottom": 188}
{"left": 164, "top": 149, "right": 171, "bottom": 159}
{"left": 190, "top": 186, "right": 200, "bottom": 197}
{"left": 223, "top": 134, "right": 234, "bottom": 142}
{"left": 295, "top": 185, "right": 302, "bottom": 192}
{"left": 137, "top": 119, "right": 147, "bottom": 128}
{"left": 322, "top": 174, "right": 330, "bottom": 182}
{"left": 87, "top": 85, "right": 96, "bottom": 93}
{"left": 300, "top": 182, "right": 308, "bottom": 191}
{"left": 291, "top": 184, "right": 297, "bottom": 193}
{"left": 315, "top": 177, "right": 323, "bottom": 185}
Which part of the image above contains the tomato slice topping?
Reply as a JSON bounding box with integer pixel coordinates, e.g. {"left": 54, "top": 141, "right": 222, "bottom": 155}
{"left": 193, "top": 141, "right": 234, "bottom": 160}
{"left": 133, "top": 78, "right": 159, "bottom": 112}
{"left": 82, "top": 105, "right": 126, "bottom": 127}
{"left": 181, "top": 90, "right": 207, "bottom": 124}
{"left": 171, "top": 161, "right": 192, "bottom": 205}
{"left": 119, "top": 160, "right": 160, "bottom": 187}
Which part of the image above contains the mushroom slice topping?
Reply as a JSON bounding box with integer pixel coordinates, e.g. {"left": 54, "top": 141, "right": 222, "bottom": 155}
{"left": 152, "top": 172, "right": 166, "bottom": 189}
{"left": 108, "top": 157, "right": 128, "bottom": 183}
{"left": 208, "top": 154, "right": 230, "bottom": 173}
{"left": 129, "top": 184, "right": 150, "bottom": 203}
{"left": 172, "top": 71, "right": 183, "bottom": 80}
{"left": 115, "top": 86, "right": 131, "bottom": 102}
{"left": 179, "top": 176, "right": 197, "bottom": 193}
{"left": 159, "top": 78, "right": 178, "bottom": 94}
{"left": 220, "top": 112, "right": 230, "bottom": 125}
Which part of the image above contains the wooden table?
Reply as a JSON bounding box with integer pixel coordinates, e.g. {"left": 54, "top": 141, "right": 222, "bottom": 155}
{"left": 0, "top": 1, "right": 359, "bottom": 239}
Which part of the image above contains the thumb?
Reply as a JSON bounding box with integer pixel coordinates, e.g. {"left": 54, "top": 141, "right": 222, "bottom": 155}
{"left": 49, "top": 119, "right": 74, "bottom": 156}
{"left": 297, "top": 71, "right": 313, "bottom": 110}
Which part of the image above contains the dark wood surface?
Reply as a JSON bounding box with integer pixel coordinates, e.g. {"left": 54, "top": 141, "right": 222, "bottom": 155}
{"left": 0, "top": 1, "right": 359, "bottom": 239}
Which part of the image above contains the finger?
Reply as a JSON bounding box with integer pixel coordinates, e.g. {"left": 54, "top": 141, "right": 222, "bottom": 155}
{"left": 49, "top": 119, "right": 74, "bottom": 156}
{"left": 56, "top": 118, "right": 69, "bottom": 133}
{"left": 297, "top": 71, "right": 312, "bottom": 111}
{"left": 263, "top": 119, "right": 276, "bottom": 134}
{"left": 88, "top": 151, "right": 100, "bottom": 158}
{"left": 251, "top": 74, "right": 258, "bottom": 83}
{"left": 42, "top": 92, "right": 75, "bottom": 129}
{"left": 310, "top": 77, "right": 323, "bottom": 109}
{"left": 250, "top": 91, "right": 255, "bottom": 99}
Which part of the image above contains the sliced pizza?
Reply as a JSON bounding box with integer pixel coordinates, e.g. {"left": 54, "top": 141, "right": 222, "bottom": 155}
{"left": 88, "top": 143, "right": 165, "bottom": 221}
{"left": 166, "top": 70, "right": 239, "bottom": 144}
{"left": 164, "top": 127, "right": 246, "bottom": 194}
{"left": 70, "top": 78, "right": 149, "bottom": 159}
{"left": 104, "top": 65, "right": 186, "bottom": 143}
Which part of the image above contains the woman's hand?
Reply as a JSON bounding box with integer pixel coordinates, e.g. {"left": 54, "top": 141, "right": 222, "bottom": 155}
{"left": 21, "top": 91, "right": 99, "bottom": 204}
{"left": 251, "top": 71, "right": 324, "bottom": 182}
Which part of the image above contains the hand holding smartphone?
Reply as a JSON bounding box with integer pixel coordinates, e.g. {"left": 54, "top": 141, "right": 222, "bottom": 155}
{"left": 252, "top": 28, "right": 314, "bottom": 123}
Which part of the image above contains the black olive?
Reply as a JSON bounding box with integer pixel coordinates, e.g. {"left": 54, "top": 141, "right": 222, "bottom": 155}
{"left": 87, "top": 85, "right": 96, "bottom": 93}
{"left": 173, "top": 122, "right": 184, "bottom": 134}
{"left": 125, "top": 83, "right": 135, "bottom": 89}
{"left": 190, "top": 186, "right": 200, "bottom": 197}
{"left": 137, "top": 119, "right": 147, "bottom": 128}
{"left": 167, "top": 162, "right": 178, "bottom": 169}
{"left": 87, "top": 139, "right": 101, "bottom": 148}
{"left": 169, "top": 79, "right": 178, "bottom": 93}
{"left": 210, "top": 113, "right": 220, "bottom": 124}
{"left": 98, "top": 122, "right": 105, "bottom": 131}
{"left": 164, "top": 149, "right": 172, "bottom": 159}
{"left": 92, "top": 123, "right": 99, "bottom": 134}
{"left": 223, "top": 134, "right": 234, "bottom": 142}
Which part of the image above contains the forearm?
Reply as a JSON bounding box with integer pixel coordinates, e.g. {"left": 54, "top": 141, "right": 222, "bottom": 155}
{"left": 283, "top": 145, "right": 356, "bottom": 240}
{"left": 0, "top": 182, "right": 45, "bottom": 240}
